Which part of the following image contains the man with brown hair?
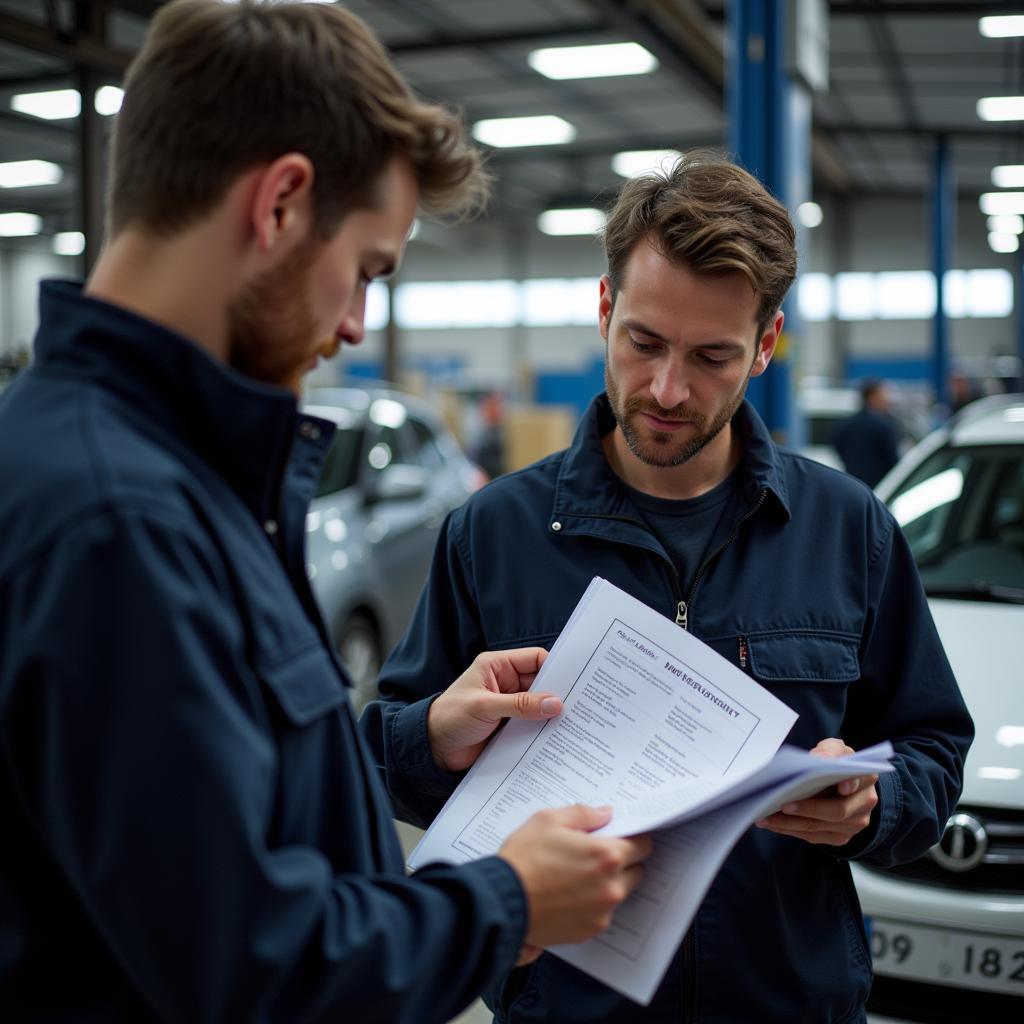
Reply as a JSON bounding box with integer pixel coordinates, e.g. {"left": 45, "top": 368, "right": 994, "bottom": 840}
{"left": 0, "top": 2, "right": 651, "bottom": 1021}
{"left": 367, "top": 152, "right": 973, "bottom": 1022}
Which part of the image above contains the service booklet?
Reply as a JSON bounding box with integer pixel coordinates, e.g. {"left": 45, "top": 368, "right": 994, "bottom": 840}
{"left": 407, "top": 577, "right": 894, "bottom": 1005}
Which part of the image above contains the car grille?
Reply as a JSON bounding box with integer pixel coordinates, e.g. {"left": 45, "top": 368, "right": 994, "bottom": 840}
{"left": 861, "top": 805, "right": 1024, "bottom": 895}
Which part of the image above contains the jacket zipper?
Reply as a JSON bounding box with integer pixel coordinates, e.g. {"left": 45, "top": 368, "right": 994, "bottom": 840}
{"left": 558, "top": 491, "right": 769, "bottom": 1020}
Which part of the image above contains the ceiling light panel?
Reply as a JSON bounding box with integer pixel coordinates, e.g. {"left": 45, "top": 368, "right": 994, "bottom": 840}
{"left": 0, "top": 212, "right": 43, "bottom": 236}
{"left": 0, "top": 160, "right": 62, "bottom": 188}
{"left": 979, "top": 15, "right": 1024, "bottom": 38}
{"left": 528, "top": 42, "right": 659, "bottom": 81}
{"left": 11, "top": 89, "right": 81, "bottom": 120}
{"left": 611, "top": 149, "right": 681, "bottom": 178}
{"left": 472, "top": 115, "right": 576, "bottom": 148}
{"left": 978, "top": 96, "right": 1024, "bottom": 121}
{"left": 537, "top": 208, "right": 607, "bottom": 236}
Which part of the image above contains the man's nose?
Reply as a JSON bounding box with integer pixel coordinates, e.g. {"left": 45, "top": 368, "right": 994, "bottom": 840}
{"left": 337, "top": 290, "right": 367, "bottom": 346}
{"left": 650, "top": 360, "right": 689, "bottom": 410}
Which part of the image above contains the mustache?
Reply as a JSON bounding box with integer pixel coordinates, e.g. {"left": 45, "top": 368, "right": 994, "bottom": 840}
{"left": 624, "top": 397, "right": 704, "bottom": 425}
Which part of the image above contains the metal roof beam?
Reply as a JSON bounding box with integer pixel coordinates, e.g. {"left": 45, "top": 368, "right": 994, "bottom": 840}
{"left": 386, "top": 21, "right": 609, "bottom": 55}
{"left": 0, "top": 10, "right": 132, "bottom": 76}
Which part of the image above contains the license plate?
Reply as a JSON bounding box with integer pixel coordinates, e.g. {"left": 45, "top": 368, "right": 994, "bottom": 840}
{"left": 867, "top": 916, "right": 1024, "bottom": 997}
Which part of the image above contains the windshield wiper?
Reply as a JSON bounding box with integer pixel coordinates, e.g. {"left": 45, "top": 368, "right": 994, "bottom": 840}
{"left": 924, "top": 581, "right": 1024, "bottom": 604}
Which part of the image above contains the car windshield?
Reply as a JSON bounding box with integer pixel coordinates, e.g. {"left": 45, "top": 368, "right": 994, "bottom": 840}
{"left": 315, "top": 426, "right": 364, "bottom": 499}
{"left": 887, "top": 443, "right": 1024, "bottom": 602}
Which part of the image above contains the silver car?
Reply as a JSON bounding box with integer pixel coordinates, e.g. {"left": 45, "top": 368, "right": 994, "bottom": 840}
{"left": 303, "top": 385, "right": 485, "bottom": 710}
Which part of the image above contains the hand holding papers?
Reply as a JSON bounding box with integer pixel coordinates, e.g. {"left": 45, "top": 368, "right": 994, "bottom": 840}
{"left": 409, "top": 578, "right": 894, "bottom": 1005}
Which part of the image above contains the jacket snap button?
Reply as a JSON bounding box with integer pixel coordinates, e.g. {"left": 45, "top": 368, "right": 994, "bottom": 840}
{"left": 551, "top": 521, "right": 562, "bottom": 531}
{"left": 263, "top": 519, "right": 278, "bottom": 535}
{"left": 299, "top": 421, "right": 320, "bottom": 440}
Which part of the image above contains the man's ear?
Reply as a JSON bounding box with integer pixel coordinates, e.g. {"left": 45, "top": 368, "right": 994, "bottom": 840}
{"left": 250, "top": 153, "right": 315, "bottom": 254}
{"left": 598, "top": 275, "right": 614, "bottom": 341}
{"left": 750, "top": 309, "right": 784, "bottom": 378}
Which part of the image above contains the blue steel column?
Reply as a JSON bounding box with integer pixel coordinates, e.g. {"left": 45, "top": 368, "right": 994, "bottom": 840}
{"left": 932, "top": 136, "right": 953, "bottom": 411}
{"left": 1018, "top": 249, "right": 1024, "bottom": 387}
{"left": 727, "top": 0, "right": 808, "bottom": 442}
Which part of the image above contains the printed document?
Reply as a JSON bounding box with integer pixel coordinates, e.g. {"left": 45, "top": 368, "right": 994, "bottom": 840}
{"left": 407, "top": 577, "right": 894, "bottom": 1005}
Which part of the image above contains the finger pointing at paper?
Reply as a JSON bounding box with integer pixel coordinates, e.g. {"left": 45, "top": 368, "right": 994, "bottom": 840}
{"left": 755, "top": 737, "right": 880, "bottom": 847}
{"left": 428, "top": 647, "right": 561, "bottom": 772}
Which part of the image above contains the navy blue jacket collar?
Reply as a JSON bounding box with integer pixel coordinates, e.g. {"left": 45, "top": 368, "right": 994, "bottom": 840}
{"left": 33, "top": 279, "right": 332, "bottom": 523}
{"left": 553, "top": 393, "right": 792, "bottom": 526}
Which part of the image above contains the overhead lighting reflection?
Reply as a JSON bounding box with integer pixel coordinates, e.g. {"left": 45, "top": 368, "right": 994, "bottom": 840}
{"left": 996, "top": 725, "right": 1024, "bottom": 748}
{"left": 977, "top": 766, "right": 1022, "bottom": 781}
{"left": 890, "top": 467, "right": 963, "bottom": 527}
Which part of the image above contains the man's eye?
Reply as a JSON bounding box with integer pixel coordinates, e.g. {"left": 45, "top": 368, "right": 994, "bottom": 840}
{"left": 628, "top": 337, "right": 658, "bottom": 354}
{"left": 699, "top": 353, "right": 730, "bottom": 367}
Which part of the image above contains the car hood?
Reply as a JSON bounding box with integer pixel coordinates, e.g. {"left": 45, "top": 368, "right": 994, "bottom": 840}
{"left": 929, "top": 598, "right": 1024, "bottom": 811}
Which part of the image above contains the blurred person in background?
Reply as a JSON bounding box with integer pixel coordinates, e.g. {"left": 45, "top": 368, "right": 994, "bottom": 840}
{"left": 831, "top": 377, "right": 902, "bottom": 488}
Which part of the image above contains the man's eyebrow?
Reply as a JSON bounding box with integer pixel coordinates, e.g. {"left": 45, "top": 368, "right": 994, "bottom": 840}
{"left": 621, "top": 318, "right": 747, "bottom": 351}
{"left": 621, "top": 318, "right": 671, "bottom": 343}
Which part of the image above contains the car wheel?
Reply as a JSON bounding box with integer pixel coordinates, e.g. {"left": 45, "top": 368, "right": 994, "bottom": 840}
{"left": 337, "top": 612, "right": 382, "bottom": 714}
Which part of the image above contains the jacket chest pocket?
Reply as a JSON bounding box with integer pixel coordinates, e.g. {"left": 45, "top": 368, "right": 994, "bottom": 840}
{"left": 257, "top": 641, "right": 349, "bottom": 728}
{"left": 745, "top": 631, "right": 861, "bottom": 744}
{"left": 746, "top": 631, "right": 860, "bottom": 684}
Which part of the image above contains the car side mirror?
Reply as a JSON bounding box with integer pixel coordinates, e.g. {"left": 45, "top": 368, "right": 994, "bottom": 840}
{"left": 363, "top": 463, "right": 429, "bottom": 505}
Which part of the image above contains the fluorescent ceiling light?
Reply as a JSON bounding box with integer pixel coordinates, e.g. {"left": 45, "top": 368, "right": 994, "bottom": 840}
{"left": 979, "top": 191, "right": 1024, "bottom": 215}
{"left": 12, "top": 88, "right": 80, "bottom": 120}
{"left": 797, "top": 201, "right": 823, "bottom": 228}
{"left": 988, "top": 214, "right": 1024, "bottom": 234}
{"left": 988, "top": 231, "right": 1019, "bottom": 253}
{"left": 528, "top": 42, "right": 658, "bottom": 80}
{"left": 472, "top": 115, "right": 576, "bottom": 148}
{"left": 979, "top": 15, "right": 1024, "bottom": 38}
{"left": 978, "top": 96, "right": 1024, "bottom": 121}
{"left": 95, "top": 85, "right": 124, "bottom": 116}
{"left": 537, "top": 208, "right": 607, "bottom": 236}
{"left": 54, "top": 231, "right": 85, "bottom": 256}
{"left": 992, "top": 164, "right": 1024, "bottom": 188}
{"left": 0, "top": 212, "right": 42, "bottom": 236}
{"left": 11, "top": 85, "right": 124, "bottom": 120}
{"left": 0, "top": 159, "right": 62, "bottom": 188}
{"left": 611, "top": 149, "right": 680, "bottom": 178}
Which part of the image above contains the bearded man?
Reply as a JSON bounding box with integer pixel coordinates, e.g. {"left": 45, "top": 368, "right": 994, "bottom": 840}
{"left": 365, "top": 152, "right": 973, "bottom": 1024}
{"left": 0, "top": 2, "right": 653, "bottom": 1020}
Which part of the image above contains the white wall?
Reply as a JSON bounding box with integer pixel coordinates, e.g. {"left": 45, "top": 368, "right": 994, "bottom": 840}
{"left": 0, "top": 240, "right": 81, "bottom": 357}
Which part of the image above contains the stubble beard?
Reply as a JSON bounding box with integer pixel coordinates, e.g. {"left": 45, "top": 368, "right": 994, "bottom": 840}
{"left": 228, "top": 235, "right": 323, "bottom": 393}
{"left": 604, "top": 361, "right": 749, "bottom": 469}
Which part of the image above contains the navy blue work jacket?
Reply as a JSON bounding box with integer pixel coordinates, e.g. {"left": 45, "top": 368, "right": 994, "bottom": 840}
{"left": 0, "top": 281, "right": 525, "bottom": 1023}
{"left": 364, "top": 393, "right": 974, "bottom": 1024}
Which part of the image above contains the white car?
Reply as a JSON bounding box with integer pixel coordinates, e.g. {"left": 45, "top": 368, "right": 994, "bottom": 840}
{"left": 852, "top": 394, "right": 1024, "bottom": 1020}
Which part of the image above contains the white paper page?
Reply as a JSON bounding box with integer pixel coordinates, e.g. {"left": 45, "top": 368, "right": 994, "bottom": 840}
{"left": 599, "top": 741, "right": 895, "bottom": 837}
{"left": 408, "top": 577, "right": 797, "bottom": 870}
{"left": 555, "top": 747, "right": 895, "bottom": 1005}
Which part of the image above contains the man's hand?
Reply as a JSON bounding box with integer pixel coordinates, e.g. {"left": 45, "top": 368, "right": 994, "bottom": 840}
{"left": 427, "top": 648, "right": 561, "bottom": 772}
{"left": 755, "top": 737, "right": 879, "bottom": 847}
{"left": 499, "top": 805, "right": 652, "bottom": 951}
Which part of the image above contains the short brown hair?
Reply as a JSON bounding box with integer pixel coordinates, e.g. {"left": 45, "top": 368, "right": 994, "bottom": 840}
{"left": 603, "top": 150, "right": 797, "bottom": 331}
{"left": 109, "top": 0, "right": 489, "bottom": 237}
